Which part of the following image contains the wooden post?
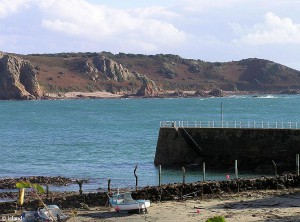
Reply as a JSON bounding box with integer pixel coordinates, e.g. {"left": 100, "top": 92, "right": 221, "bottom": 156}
{"left": 76, "top": 180, "right": 83, "bottom": 195}
{"left": 203, "top": 162, "right": 206, "bottom": 181}
{"left": 272, "top": 160, "right": 278, "bottom": 177}
{"left": 107, "top": 179, "right": 111, "bottom": 194}
{"left": 182, "top": 167, "right": 186, "bottom": 184}
{"left": 158, "top": 165, "right": 162, "bottom": 187}
{"left": 134, "top": 165, "right": 138, "bottom": 191}
{"left": 46, "top": 185, "right": 49, "bottom": 199}
{"left": 297, "top": 154, "right": 299, "bottom": 176}
{"left": 235, "top": 160, "right": 238, "bottom": 179}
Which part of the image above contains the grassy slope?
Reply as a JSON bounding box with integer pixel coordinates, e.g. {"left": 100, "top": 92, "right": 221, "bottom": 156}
{"left": 20, "top": 53, "right": 300, "bottom": 94}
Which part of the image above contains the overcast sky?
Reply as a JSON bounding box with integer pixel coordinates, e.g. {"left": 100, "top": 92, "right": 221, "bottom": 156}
{"left": 1, "top": 0, "right": 300, "bottom": 70}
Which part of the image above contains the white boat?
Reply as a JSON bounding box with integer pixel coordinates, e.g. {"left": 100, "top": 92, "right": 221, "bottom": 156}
{"left": 21, "top": 205, "right": 70, "bottom": 222}
{"left": 109, "top": 192, "right": 150, "bottom": 213}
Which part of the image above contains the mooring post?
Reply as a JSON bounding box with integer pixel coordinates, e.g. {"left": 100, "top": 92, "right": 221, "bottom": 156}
{"left": 158, "top": 165, "right": 162, "bottom": 187}
{"left": 134, "top": 165, "right": 138, "bottom": 192}
{"left": 296, "top": 154, "right": 299, "bottom": 176}
{"left": 235, "top": 160, "right": 238, "bottom": 179}
{"left": 107, "top": 179, "right": 111, "bottom": 194}
{"left": 76, "top": 180, "right": 84, "bottom": 195}
{"left": 235, "top": 160, "right": 239, "bottom": 192}
{"left": 203, "top": 162, "right": 206, "bottom": 181}
{"left": 46, "top": 185, "right": 49, "bottom": 199}
{"left": 182, "top": 167, "right": 186, "bottom": 184}
{"left": 272, "top": 160, "right": 278, "bottom": 177}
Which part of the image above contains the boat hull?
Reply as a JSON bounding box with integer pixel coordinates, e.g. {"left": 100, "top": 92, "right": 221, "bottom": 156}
{"left": 111, "top": 200, "right": 150, "bottom": 212}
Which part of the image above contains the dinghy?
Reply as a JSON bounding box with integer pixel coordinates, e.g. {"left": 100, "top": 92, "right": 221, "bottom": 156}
{"left": 109, "top": 192, "right": 150, "bottom": 213}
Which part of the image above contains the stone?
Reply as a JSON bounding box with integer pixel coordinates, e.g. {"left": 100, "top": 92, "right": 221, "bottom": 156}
{"left": 208, "top": 88, "right": 224, "bottom": 97}
{"left": 136, "top": 82, "right": 158, "bottom": 96}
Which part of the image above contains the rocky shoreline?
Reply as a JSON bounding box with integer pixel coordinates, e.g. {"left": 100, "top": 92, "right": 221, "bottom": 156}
{"left": 0, "top": 176, "right": 74, "bottom": 189}
{"left": 40, "top": 89, "right": 300, "bottom": 101}
{"left": 1, "top": 174, "right": 299, "bottom": 214}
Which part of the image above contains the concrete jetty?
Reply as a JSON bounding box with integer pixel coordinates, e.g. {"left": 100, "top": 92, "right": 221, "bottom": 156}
{"left": 154, "top": 121, "right": 300, "bottom": 172}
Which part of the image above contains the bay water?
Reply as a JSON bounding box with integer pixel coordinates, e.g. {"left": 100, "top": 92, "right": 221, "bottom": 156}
{"left": 0, "top": 95, "right": 299, "bottom": 192}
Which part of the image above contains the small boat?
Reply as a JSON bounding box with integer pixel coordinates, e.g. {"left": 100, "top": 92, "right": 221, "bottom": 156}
{"left": 21, "top": 204, "right": 70, "bottom": 222}
{"left": 109, "top": 192, "right": 150, "bottom": 213}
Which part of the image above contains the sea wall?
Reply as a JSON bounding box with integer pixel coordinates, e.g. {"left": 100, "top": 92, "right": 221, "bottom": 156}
{"left": 154, "top": 127, "right": 300, "bottom": 172}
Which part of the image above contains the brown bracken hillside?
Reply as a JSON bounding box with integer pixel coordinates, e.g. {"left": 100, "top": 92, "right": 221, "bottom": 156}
{"left": 20, "top": 52, "right": 300, "bottom": 96}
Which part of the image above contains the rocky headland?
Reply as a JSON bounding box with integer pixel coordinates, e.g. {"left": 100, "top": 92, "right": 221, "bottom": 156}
{"left": 1, "top": 52, "right": 300, "bottom": 100}
{"left": 0, "top": 53, "right": 42, "bottom": 100}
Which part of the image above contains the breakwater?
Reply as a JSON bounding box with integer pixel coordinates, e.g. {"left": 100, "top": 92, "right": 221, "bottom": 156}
{"left": 1, "top": 174, "right": 300, "bottom": 214}
{"left": 154, "top": 123, "right": 300, "bottom": 172}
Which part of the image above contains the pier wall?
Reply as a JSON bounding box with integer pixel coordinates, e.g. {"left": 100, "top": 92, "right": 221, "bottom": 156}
{"left": 154, "top": 127, "right": 300, "bottom": 171}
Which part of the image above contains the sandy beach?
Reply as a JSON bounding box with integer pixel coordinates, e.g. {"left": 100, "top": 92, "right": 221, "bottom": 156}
{"left": 67, "top": 189, "right": 300, "bottom": 222}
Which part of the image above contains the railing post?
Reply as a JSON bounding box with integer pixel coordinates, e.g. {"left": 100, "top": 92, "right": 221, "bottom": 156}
{"left": 276, "top": 122, "right": 278, "bottom": 128}
{"left": 253, "top": 122, "right": 255, "bottom": 128}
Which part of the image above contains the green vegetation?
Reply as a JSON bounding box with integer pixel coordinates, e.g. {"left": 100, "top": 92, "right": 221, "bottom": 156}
{"left": 206, "top": 216, "right": 227, "bottom": 222}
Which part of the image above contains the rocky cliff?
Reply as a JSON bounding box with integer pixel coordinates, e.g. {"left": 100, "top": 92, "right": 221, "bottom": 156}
{"left": 0, "top": 53, "right": 42, "bottom": 100}
{"left": 17, "top": 52, "right": 300, "bottom": 98}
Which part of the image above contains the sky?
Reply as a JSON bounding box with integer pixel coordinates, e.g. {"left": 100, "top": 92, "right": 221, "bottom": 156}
{"left": 0, "top": 0, "right": 300, "bottom": 70}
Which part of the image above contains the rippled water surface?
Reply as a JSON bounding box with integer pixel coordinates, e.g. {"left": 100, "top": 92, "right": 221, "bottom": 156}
{"left": 0, "top": 95, "right": 299, "bottom": 191}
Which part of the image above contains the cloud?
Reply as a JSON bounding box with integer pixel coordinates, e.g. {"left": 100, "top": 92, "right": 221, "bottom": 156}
{"left": 0, "top": 0, "right": 31, "bottom": 18}
{"left": 234, "top": 12, "right": 300, "bottom": 45}
{"left": 182, "top": 0, "right": 245, "bottom": 12}
{"left": 128, "top": 6, "right": 179, "bottom": 19}
{"left": 36, "top": 0, "right": 186, "bottom": 51}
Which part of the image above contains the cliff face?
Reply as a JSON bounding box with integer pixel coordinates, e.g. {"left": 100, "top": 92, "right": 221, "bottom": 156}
{"left": 0, "top": 53, "right": 42, "bottom": 100}
{"left": 18, "top": 52, "right": 300, "bottom": 97}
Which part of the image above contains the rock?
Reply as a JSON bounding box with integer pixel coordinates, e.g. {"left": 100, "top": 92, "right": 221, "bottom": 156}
{"left": 0, "top": 53, "right": 42, "bottom": 100}
{"left": 172, "top": 90, "right": 186, "bottom": 97}
{"left": 136, "top": 82, "right": 158, "bottom": 96}
{"left": 279, "top": 89, "right": 300, "bottom": 94}
{"left": 194, "top": 89, "right": 208, "bottom": 97}
{"left": 208, "top": 88, "right": 224, "bottom": 97}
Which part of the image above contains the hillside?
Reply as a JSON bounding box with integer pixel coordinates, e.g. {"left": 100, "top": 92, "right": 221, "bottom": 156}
{"left": 4, "top": 52, "right": 300, "bottom": 99}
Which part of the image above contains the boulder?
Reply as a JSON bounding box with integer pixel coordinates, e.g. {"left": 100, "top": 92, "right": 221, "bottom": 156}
{"left": 136, "top": 81, "right": 158, "bottom": 96}
{"left": 208, "top": 88, "right": 224, "bottom": 97}
{"left": 194, "top": 89, "right": 208, "bottom": 97}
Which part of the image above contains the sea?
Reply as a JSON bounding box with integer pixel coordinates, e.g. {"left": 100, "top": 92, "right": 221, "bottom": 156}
{"left": 0, "top": 94, "right": 299, "bottom": 192}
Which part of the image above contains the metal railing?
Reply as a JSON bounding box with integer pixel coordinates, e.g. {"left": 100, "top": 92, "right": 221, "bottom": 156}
{"left": 160, "top": 121, "right": 299, "bottom": 129}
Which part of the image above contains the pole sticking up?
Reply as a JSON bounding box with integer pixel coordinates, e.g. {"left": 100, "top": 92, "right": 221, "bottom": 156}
{"left": 182, "top": 167, "right": 186, "bottom": 184}
{"left": 296, "top": 154, "right": 299, "bottom": 176}
{"left": 272, "top": 160, "right": 278, "bottom": 177}
{"left": 235, "top": 160, "right": 238, "bottom": 179}
{"left": 221, "top": 102, "right": 224, "bottom": 127}
{"left": 158, "top": 165, "right": 162, "bottom": 187}
{"left": 203, "top": 162, "right": 206, "bottom": 182}
{"left": 134, "top": 165, "right": 138, "bottom": 191}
